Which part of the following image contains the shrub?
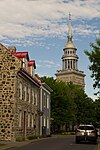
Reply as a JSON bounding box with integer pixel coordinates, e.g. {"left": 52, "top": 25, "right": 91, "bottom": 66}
{"left": 16, "top": 137, "right": 25, "bottom": 142}
{"left": 27, "top": 135, "right": 37, "bottom": 140}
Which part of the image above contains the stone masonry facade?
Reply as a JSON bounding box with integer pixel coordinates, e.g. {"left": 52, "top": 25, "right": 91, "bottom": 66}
{"left": 0, "top": 44, "right": 41, "bottom": 141}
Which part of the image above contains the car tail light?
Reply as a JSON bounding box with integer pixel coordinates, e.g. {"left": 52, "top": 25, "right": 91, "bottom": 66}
{"left": 76, "top": 129, "right": 80, "bottom": 133}
{"left": 76, "top": 129, "right": 83, "bottom": 135}
{"left": 91, "top": 130, "right": 96, "bottom": 134}
{"left": 90, "top": 130, "right": 97, "bottom": 136}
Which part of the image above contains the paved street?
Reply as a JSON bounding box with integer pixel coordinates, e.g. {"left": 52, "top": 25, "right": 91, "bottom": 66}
{"left": 5, "top": 135, "right": 99, "bottom": 150}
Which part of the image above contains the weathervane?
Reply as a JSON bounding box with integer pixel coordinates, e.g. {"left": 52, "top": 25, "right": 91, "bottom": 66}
{"left": 69, "top": 12, "right": 71, "bottom": 21}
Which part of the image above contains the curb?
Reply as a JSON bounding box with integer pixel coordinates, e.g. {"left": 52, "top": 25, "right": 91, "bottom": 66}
{"left": 0, "top": 137, "right": 52, "bottom": 150}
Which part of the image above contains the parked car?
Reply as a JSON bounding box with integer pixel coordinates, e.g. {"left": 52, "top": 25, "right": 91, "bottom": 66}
{"left": 96, "top": 128, "right": 100, "bottom": 137}
{"left": 75, "top": 124, "right": 97, "bottom": 143}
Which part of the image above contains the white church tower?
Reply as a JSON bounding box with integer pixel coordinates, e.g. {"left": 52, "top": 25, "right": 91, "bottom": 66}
{"left": 55, "top": 13, "right": 85, "bottom": 89}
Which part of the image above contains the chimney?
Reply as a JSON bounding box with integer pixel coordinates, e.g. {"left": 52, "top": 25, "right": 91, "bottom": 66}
{"left": 8, "top": 46, "right": 16, "bottom": 52}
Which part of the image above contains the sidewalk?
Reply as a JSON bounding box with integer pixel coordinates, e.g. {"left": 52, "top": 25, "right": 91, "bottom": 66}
{"left": 0, "top": 138, "right": 42, "bottom": 150}
{"left": 0, "top": 135, "right": 54, "bottom": 150}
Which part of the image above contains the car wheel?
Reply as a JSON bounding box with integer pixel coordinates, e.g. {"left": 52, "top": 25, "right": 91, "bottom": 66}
{"left": 94, "top": 140, "right": 97, "bottom": 144}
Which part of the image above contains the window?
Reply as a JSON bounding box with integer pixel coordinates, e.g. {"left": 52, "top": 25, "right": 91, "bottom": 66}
{"left": 28, "top": 87, "right": 30, "bottom": 103}
{"left": 31, "top": 114, "right": 34, "bottom": 127}
{"left": 28, "top": 113, "right": 30, "bottom": 127}
{"left": 23, "top": 58, "right": 28, "bottom": 71}
{"left": 35, "top": 93, "right": 37, "bottom": 106}
{"left": 43, "top": 116, "right": 46, "bottom": 126}
{"left": 32, "top": 90, "right": 34, "bottom": 104}
{"left": 24, "top": 86, "right": 27, "bottom": 101}
{"left": 44, "top": 92, "right": 46, "bottom": 107}
{"left": 47, "top": 117, "right": 49, "bottom": 128}
{"left": 19, "top": 83, "right": 22, "bottom": 99}
{"left": 32, "top": 68, "right": 35, "bottom": 76}
{"left": 19, "top": 111, "right": 22, "bottom": 127}
{"left": 47, "top": 95, "right": 49, "bottom": 108}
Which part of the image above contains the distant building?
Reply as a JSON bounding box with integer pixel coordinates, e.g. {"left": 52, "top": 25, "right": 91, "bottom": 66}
{"left": 0, "top": 44, "right": 52, "bottom": 141}
{"left": 55, "top": 16, "right": 85, "bottom": 89}
{"left": 40, "top": 82, "right": 53, "bottom": 137}
{"left": 35, "top": 74, "right": 53, "bottom": 137}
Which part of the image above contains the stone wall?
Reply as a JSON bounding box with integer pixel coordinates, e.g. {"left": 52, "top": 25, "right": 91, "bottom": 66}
{"left": 14, "top": 73, "right": 40, "bottom": 140}
{"left": 0, "top": 44, "right": 21, "bottom": 141}
{"left": 0, "top": 44, "right": 40, "bottom": 141}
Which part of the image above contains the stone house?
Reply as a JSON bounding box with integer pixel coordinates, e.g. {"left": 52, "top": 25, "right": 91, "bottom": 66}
{"left": 0, "top": 44, "right": 41, "bottom": 141}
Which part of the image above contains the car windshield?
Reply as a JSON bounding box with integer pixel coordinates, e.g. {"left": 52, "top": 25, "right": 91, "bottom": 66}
{"left": 78, "top": 126, "right": 94, "bottom": 130}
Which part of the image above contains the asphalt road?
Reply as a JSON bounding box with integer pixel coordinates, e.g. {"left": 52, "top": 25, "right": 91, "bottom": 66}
{"left": 8, "top": 135, "right": 98, "bottom": 150}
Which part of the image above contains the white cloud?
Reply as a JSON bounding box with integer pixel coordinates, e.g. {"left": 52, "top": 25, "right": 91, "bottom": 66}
{"left": 0, "top": 0, "right": 99, "bottom": 45}
{"left": 74, "top": 24, "right": 99, "bottom": 36}
{"left": 38, "top": 60, "right": 55, "bottom": 65}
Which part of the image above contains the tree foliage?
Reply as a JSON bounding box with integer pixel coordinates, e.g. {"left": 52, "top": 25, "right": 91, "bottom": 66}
{"left": 42, "top": 77, "right": 96, "bottom": 132}
{"left": 94, "top": 98, "right": 100, "bottom": 128}
{"left": 84, "top": 36, "right": 100, "bottom": 95}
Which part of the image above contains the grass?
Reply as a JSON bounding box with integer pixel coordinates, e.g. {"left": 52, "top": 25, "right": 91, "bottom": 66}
{"left": 53, "top": 131, "right": 75, "bottom": 135}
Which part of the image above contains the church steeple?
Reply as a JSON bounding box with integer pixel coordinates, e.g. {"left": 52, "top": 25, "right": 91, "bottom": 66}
{"left": 55, "top": 13, "right": 85, "bottom": 89}
{"left": 68, "top": 12, "right": 72, "bottom": 43}
{"left": 62, "top": 13, "right": 78, "bottom": 71}
{"left": 64, "top": 13, "right": 76, "bottom": 50}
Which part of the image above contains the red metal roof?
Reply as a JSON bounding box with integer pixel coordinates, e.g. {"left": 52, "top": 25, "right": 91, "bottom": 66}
{"left": 12, "top": 52, "right": 29, "bottom": 60}
{"left": 28, "top": 60, "right": 36, "bottom": 69}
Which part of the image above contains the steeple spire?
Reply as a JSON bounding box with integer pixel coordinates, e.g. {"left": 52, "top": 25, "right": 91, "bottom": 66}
{"left": 68, "top": 12, "right": 72, "bottom": 42}
{"left": 63, "top": 13, "right": 76, "bottom": 50}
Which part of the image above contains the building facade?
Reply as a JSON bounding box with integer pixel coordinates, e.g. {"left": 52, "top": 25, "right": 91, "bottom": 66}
{"left": 39, "top": 83, "right": 53, "bottom": 137}
{"left": 55, "top": 17, "right": 85, "bottom": 89}
{"left": 0, "top": 44, "right": 52, "bottom": 141}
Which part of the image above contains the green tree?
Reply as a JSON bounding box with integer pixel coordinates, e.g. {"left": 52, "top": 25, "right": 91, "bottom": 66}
{"left": 42, "top": 77, "right": 75, "bottom": 131}
{"left": 66, "top": 83, "right": 95, "bottom": 125}
{"left": 84, "top": 36, "right": 100, "bottom": 96}
{"left": 94, "top": 98, "right": 100, "bottom": 128}
{"left": 42, "top": 77, "right": 95, "bottom": 132}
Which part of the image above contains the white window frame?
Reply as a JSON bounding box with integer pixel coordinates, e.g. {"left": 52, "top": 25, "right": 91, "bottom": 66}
{"left": 24, "top": 86, "right": 27, "bottom": 101}
{"left": 19, "top": 83, "right": 22, "bottom": 99}
{"left": 44, "top": 92, "right": 46, "bottom": 108}
{"left": 47, "top": 117, "right": 49, "bottom": 129}
{"left": 32, "top": 68, "right": 35, "bottom": 76}
{"left": 23, "top": 58, "right": 28, "bottom": 71}
{"left": 32, "top": 90, "right": 34, "bottom": 104}
{"left": 31, "top": 114, "right": 34, "bottom": 127}
{"left": 43, "top": 116, "right": 46, "bottom": 126}
{"left": 28, "top": 113, "right": 30, "bottom": 127}
{"left": 47, "top": 95, "right": 49, "bottom": 109}
{"left": 35, "top": 93, "right": 37, "bottom": 106}
{"left": 19, "top": 111, "right": 22, "bottom": 127}
{"left": 28, "top": 87, "right": 31, "bottom": 103}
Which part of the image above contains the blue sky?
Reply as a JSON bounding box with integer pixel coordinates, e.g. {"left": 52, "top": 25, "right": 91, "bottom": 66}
{"left": 0, "top": 0, "right": 100, "bottom": 100}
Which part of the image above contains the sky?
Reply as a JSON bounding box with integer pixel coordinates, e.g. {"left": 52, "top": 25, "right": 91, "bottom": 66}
{"left": 0, "top": 0, "right": 100, "bottom": 100}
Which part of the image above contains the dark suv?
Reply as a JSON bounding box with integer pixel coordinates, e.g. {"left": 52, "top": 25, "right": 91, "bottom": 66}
{"left": 75, "top": 124, "right": 97, "bottom": 143}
